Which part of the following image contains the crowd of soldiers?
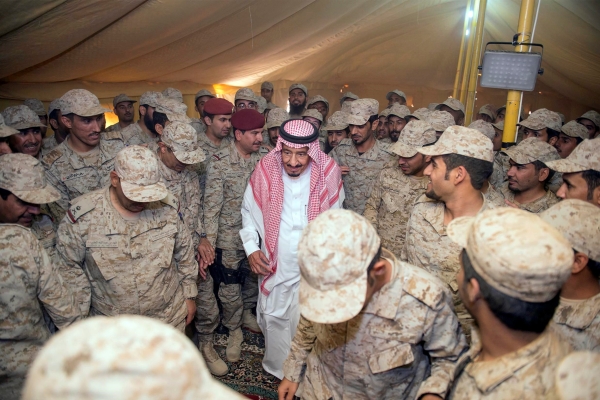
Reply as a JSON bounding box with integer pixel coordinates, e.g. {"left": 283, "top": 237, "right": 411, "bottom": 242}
{"left": 0, "top": 81, "right": 599, "bottom": 399}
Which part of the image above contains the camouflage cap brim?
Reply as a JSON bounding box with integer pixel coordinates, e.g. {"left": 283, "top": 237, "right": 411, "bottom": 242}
{"left": 8, "top": 120, "right": 47, "bottom": 130}
{"left": 0, "top": 125, "right": 20, "bottom": 138}
{"left": 266, "top": 120, "right": 284, "bottom": 129}
{"left": 389, "top": 140, "right": 418, "bottom": 158}
{"left": 121, "top": 180, "right": 168, "bottom": 203}
{"left": 517, "top": 118, "right": 546, "bottom": 131}
{"left": 12, "top": 185, "right": 61, "bottom": 205}
{"left": 325, "top": 123, "right": 349, "bottom": 131}
{"left": 501, "top": 147, "right": 536, "bottom": 165}
{"left": 346, "top": 114, "right": 369, "bottom": 126}
{"left": 173, "top": 148, "right": 206, "bottom": 165}
{"left": 416, "top": 141, "right": 452, "bottom": 157}
{"left": 165, "top": 112, "right": 192, "bottom": 124}
{"left": 544, "top": 158, "right": 585, "bottom": 174}
{"left": 75, "top": 104, "right": 111, "bottom": 117}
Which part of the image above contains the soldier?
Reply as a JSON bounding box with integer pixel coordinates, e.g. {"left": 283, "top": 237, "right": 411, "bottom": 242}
{"left": 554, "top": 120, "right": 589, "bottom": 158}
{"left": 234, "top": 87, "right": 257, "bottom": 111}
{"left": 546, "top": 139, "right": 600, "bottom": 207}
{"left": 325, "top": 110, "right": 349, "bottom": 154}
{"left": 162, "top": 87, "right": 183, "bottom": 103}
{"left": 55, "top": 145, "right": 197, "bottom": 330}
{"left": 540, "top": 200, "right": 600, "bottom": 351}
{"left": 120, "top": 91, "right": 163, "bottom": 146}
{"left": 428, "top": 103, "right": 440, "bottom": 111}
{"left": 42, "top": 89, "right": 124, "bottom": 220}
{"left": 23, "top": 98, "right": 48, "bottom": 137}
{"left": 446, "top": 207, "right": 573, "bottom": 398}
{"left": 152, "top": 96, "right": 192, "bottom": 137}
{"left": 576, "top": 110, "right": 600, "bottom": 139}
{"left": 256, "top": 95, "right": 268, "bottom": 115}
{"left": 404, "top": 126, "right": 495, "bottom": 335}
{"left": 42, "top": 99, "right": 69, "bottom": 156}
{"left": 474, "top": 104, "right": 496, "bottom": 123}
{"left": 436, "top": 98, "right": 465, "bottom": 125}
{"left": 265, "top": 107, "right": 289, "bottom": 148}
{"left": 387, "top": 103, "right": 410, "bottom": 142}
{"left": 518, "top": 108, "right": 562, "bottom": 146}
{"left": 385, "top": 89, "right": 407, "bottom": 107}
{"left": 288, "top": 83, "right": 308, "bottom": 118}
{"left": 376, "top": 108, "right": 391, "bottom": 143}
{"left": 261, "top": 81, "right": 275, "bottom": 105}
{"left": 339, "top": 91, "right": 359, "bottom": 107}
{"left": 488, "top": 120, "right": 509, "bottom": 188}
{"left": 468, "top": 120, "right": 505, "bottom": 206}
{"left": 0, "top": 112, "right": 18, "bottom": 155}
{"left": 22, "top": 316, "right": 246, "bottom": 400}
{"left": 555, "top": 352, "right": 600, "bottom": 400}
{"left": 500, "top": 137, "right": 560, "bottom": 213}
{"left": 302, "top": 108, "right": 323, "bottom": 130}
{"left": 405, "top": 107, "right": 431, "bottom": 123}
{"left": 330, "top": 98, "right": 395, "bottom": 214}
{"left": 364, "top": 120, "right": 435, "bottom": 257}
{"left": 428, "top": 110, "right": 456, "bottom": 138}
{"left": 2, "top": 105, "right": 46, "bottom": 158}
{"left": 105, "top": 93, "right": 136, "bottom": 133}
{"left": 495, "top": 105, "right": 506, "bottom": 123}
{"left": 278, "top": 209, "right": 466, "bottom": 400}
{"left": 307, "top": 95, "right": 329, "bottom": 125}
{"left": 201, "top": 109, "right": 268, "bottom": 375}
{"left": 191, "top": 89, "right": 215, "bottom": 135}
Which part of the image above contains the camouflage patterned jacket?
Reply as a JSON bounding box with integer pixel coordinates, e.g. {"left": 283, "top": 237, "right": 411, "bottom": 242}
{"left": 499, "top": 183, "right": 560, "bottom": 213}
{"left": 552, "top": 293, "right": 600, "bottom": 351}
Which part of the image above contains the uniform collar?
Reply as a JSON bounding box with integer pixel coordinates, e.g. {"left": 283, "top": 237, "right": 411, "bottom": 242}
{"left": 351, "top": 138, "right": 384, "bottom": 160}
{"left": 101, "top": 187, "right": 166, "bottom": 237}
{"left": 555, "top": 293, "right": 600, "bottom": 329}
{"left": 363, "top": 249, "right": 402, "bottom": 320}
{"left": 423, "top": 193, "right": 490, "bottom": 236}
{"left": 65, "top": 136, "right": 114, "bottom": 169}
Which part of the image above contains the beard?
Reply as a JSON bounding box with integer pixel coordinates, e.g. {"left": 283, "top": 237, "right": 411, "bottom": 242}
{"left": 289, "top": 100, "right": 307, "bottom": 116}
{"left": 143, "top": 113, "right": 157, "bottom": 134}
{"left": 425, "top": 187, "right": 442, "bottom": 201}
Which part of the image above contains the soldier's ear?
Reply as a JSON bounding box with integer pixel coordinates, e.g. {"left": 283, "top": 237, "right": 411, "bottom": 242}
{"left": 109, "top": 171, "right": 120, "bottom": 188}
{"left": 467, "top": 277, "right": 482, "bottom": 304}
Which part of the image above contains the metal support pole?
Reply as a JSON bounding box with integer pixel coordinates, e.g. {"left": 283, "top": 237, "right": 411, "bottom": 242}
{"left": 459, "top": 0, "right": 480, "bottom": 105}
{"left": 464, "top": 0, "right": 487, "bottom": 125}
{"left": 452, "top": 0, "right": 474, "bottom": 100}
{"left": 502, "top": 0, "right": 536, "bottom": 145}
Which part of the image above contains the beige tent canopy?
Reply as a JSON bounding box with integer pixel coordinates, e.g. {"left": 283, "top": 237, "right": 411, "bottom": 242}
{"left": 0, "top": 0, "right": 598, "bottom": 123}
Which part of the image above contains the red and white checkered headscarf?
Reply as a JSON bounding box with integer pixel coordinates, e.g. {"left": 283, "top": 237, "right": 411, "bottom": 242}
{"left": 249, "top": 119, "right": 343, "bottom": 296}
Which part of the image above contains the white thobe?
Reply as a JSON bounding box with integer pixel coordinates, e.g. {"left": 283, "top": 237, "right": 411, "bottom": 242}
{"left": 240, "top": 164, "right": 344, "bottom": 378}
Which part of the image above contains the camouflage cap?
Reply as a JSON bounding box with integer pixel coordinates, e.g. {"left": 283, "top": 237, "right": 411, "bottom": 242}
{"left": 161, "top": 87, "right": 183, "bottom": 103}
{"left": 139, "top": 91, "right": 163, "bottom": 108}
{"left": 545, "top": 139, "right": 600, "bottom": 173}
{"left": 385, "top": 89, "right": 407, "bottom": 102}
{"left": 161, "top": 121, "right": 205, "bottom": 165}
{"left": 427, "top": 110, "right": 455, "bottom": 132}
{"left": 266, "top": 101, "right": 277, "bottom": 110}
{"left": 194, "top": 89, "right": 215, "bottom": 101}
{"left": 389, "top": 120, "right": 436, "bottom": 158}
{"left": 298, "top": 209, "right": 380, "bottom": 324}
{"left": 22, "top": 316, "right": 246, "bottom": 400}
{"left": 266, "top": 108, "right": 290, "bottom": 129}
{"left": 388, "top": 104, "right": 410, "bottom": 119}
{"left": 341, "top": 101, "right": 352, "bottom": 113}
{"left": 555, "top": 351, "right": 600, "bottom": 400}
{"left": 112, "top": 93, "right": 136, "bottom": 107}
{"left": 427, "top": 103, "right": 440, "bottom": 111}
{"left": 518, "top": 108, "right": 562, "bottom": 132}
{"left": 302, "top": 108, "right": 323, "bottom": 123}
{"left": 436, "top": 98, "right": 465, "bottom": 114}
{"left": 114, "top": 146, "right": 168, "bottom": 202}
{"left": 502, "top": 137, "right": 560, "bottom": 165}
{"left": 417, "top": 125, "right": 494, "bottom": 162}
{"left": 261, "top": 81, "right": 274, "bottom": 90}
{"left": 48, "top": 98, "right": 63, "bottom": 116}
{"left": 447, "top": 207, "right": 573, "bottom": 302}
{"left": 339, "top": 91, "right": 359, "bottom": 106}
{"left": 560, "top": 120, "right": 589, "bottom": 140}
{"left": 256, "top": 96, "right": 267, "bottom": 113}
{"left": 577, "top": 110, "right": 600, "bottom": 129}
{"left": 23, "top": 98, "right": 46, "bottom": 116}
{"left": 0, "top": 153, "right": 60, "bottom": 204}
{"left": 289, "top": 83, "right": 308, "bottom": 96}
{"left": 468, "top": 120, "right": 495, "bottom": 141}
{"left": 346, "top": 98, "right": 379, "bottom": 125}
{"left": 307, "top": 94, "right": 329, "bottom": 109}
{"left": 60, "top": 89, "right": 111, "bottom": 117}
{"left": 235, "top": 87, "right": 256, "bottom": 102}
{"left": 155, "top": 97, "right": 192, "bottom": 123}
{"left": 492, "top": 120, "right": 504, "bottom": 131}
{"left": 406, "top": 107, "right": 431, "bottom": 121}
{"left": 557, "top": 112, "right": 566, "bottom": 124}
{"left": 379, "top": 108, "right": 391, "bottom": 118}
{"left": 541, "top": 200, "right": 600, "bottom": 261}
{"left": 2, "top": 105, "right": 47, "bottom": 130}
{"left": 478, "top": 104, "right": 496, "bottom": 120}
{"left": 325, "top": 111, "right": 349, "bottom": 131}
{"left": 0, "top": 113, "right": 19, "bottom": 138}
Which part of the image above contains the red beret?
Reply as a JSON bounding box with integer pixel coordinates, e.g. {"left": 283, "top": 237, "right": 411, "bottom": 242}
{"left": 231, "top": 109, "right": 265, "bottom": 131}
{"left": 203, "top": 98, "right": 234, "bottom": 115}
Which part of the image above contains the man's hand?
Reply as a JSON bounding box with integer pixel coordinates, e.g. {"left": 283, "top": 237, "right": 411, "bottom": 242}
{"left": 278, "top": 378, "right": 299, "bottom": 400}
{"left": 196, "top": 254, "right": 210, "bottom": 279}
{"left": 340, "top": 165, "right": 350, "bottom": 175}
{"left": 504, "top": 199, "right": 519, "bottom": 209}
{"left": 197, "top": 238, "right": 215, "bottom": 265}
{"left": 185, "top": 299, "right": 196, "bottom": 325}
{"left": 248, "top": 250, "right": 271, "bottom": 276}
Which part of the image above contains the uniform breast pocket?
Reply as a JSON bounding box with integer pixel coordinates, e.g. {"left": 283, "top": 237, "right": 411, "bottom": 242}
{"left": 368, "top": 343, "right": 415, "bottom": 374}
{"left": 62, "top": 169, "right": 98, "bottom": 198}
{"left": 88, "top": 248, "right": 120, "bottom": 282}
{"left": 147, "top": 225, "right": 177, "bottom": 268}
{"left": 382, "top": 189, "right": 402, "bottom": 213}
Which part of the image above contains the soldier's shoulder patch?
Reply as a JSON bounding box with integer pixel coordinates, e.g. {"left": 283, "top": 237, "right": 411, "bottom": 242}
{"left": 160, "top": 192, "right": 180, "bottom": 212}
{"left": 41, "top": 145, "right": 65, "bottom": 166}
{"left": 337, "top": 138, "right": 353, "bottom": 148}
{"left": 67, "top": 192, "right": 102, "bottom": 223}
{"left": 212, "top": 147, "right": 230, "bottom": 161}
{"left": 102, "top": 129, "right": 123, "bottom": 141}
{"left": 402, "top": 263, "right": 445, "bottom": 309}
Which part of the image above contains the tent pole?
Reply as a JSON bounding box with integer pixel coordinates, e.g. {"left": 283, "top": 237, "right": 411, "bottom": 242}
{"left": 459, "top": 0, "right": 480, "bottom": 105}
{"left": 502, "top": 0, "right": 536, "bottom": 145}
{"left": 452, "top": 0, "right": 475, "bottom": 100}
{"left": 464, "top": 0, "right": 487, "bottom": 125}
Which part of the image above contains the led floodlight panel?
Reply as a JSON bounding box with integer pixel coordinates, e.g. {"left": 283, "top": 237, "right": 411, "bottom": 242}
{"left": 480, "top": 50, "right": 542, "bottom": 91}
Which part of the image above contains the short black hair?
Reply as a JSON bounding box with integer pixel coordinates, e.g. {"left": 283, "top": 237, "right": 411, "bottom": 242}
{"left": 0, "top": 187, "right": 11, "bottom": 201}
{"left": 462, "top": 250, "right": 559, "bottom": 333}
{"left": 368, "top": 114, "right": 379, "bottom": 124}
{"left": 49, "top": 109, "right": 59, "bottom": 122}
{"left": 547, "top": 127, "right": 560, "bottom": 140}
{"left": 366, "top": 245, "right": 383, "bottom": 285}
{"left": 532, "top": 160, "right": 555, "bottom": 185}
{"left": 582, "top": 170, "right": 600, "bottom": 201}
{"left": 203, "top": 111, "right": 216, "bottom": 122}
{"left": 588, "top": 258, "right": 600, "bottom": 280}
{"left": 442, "top": 153, "right": 493, "bottom": 190}
{"left": 152, "top": 111, "right": 169, "bottom": 128}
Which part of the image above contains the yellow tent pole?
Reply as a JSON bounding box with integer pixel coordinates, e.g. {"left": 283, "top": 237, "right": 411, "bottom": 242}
{"left": 452, "top": 0, "right": 474, "bottom": 100}
{"left": 464, "top": 0, "right": 487, "bottom": 125}
{"left": 459, "top": 0, "right": 480, "bottom": 105}
{"left": 502, "top": 0, "right": 536, "bottom": 144}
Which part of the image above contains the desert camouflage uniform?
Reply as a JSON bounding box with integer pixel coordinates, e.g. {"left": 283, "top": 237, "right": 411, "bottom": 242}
{"left": 192, "top": 132, "right": 231, "bottom": 188}
{"left": 104, "top": 123, "right": 122, "bottom": 133}
{"left": 489, "top": 151, "right": 509, "bottom": 188}
{"left": 482, "top": 184, "right": 506, "bottom": 207}
{"left": 552, "top": 295, "right": 600, "bottom": 352}
{"left": 191, "top": 118, "right": 207, "bottom": 135}
{"left": 198, "top": 141, "right": 268, "bottom": 335}
{"left": 40, "top": 135, "right": 59, "bottom": 157}
{"left": 30, "top": 211, "right": 59, "bottom": 264}
{"left": 363, "top": 163, "right": 428, "bottom": 257}
{"left": 283, "top": 252, "right": 467, "bottom": 400}
{"left": 499, "top": 182, "right": 560, "bottom": 213}
{"left": 0, "top": 224, "right": 81, "bottom": 400}
{"left": 120, "top": 122, "right": 159, "bottom": 149}
{"left": 404, "top": 194, "right": 496, "bottom": 333}
{"left": 330, "top": 138, "right": 395, "bottom": 214}
{"left": 42, "top": 131, "right": 125, "bottom": 219}
{"left": 55, "top": 187, "right": 198, "bottom": 331}
{"left": 448, "top": 328, "right": 571, "bottom": 399}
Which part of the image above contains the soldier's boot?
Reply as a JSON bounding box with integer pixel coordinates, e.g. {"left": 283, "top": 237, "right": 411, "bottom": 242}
{"left": 225, "top": 328, "right": 243, "bottom": 362}
{"left": 242, "top": 309, "right": 262, "bottom": 334}
{"left": 200, "top": 341, "right": 229, "bottom": 376}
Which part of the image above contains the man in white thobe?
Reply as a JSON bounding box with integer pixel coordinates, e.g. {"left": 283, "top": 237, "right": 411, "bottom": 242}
{"left": 240, "top": 119, "right": 344, "bottom": 378}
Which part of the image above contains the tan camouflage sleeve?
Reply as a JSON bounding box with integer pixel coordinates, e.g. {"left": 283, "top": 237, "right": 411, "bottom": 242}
{"left": 202, "top": 160, "right": 224, "bottom": 248}
{"left": 184, "top": 171, "right": 202, "bottom": 249}
{"left": 283, "top": 315, "right": 318, "bottom": 383}
{"left": 173, "top": 215, "right": 199, "bottom": 299}
{"left": 44, "top": 168, "right": 69, "bottom": 220}
{"left": 363, "top": 169, "right": 383, "bottom": 228}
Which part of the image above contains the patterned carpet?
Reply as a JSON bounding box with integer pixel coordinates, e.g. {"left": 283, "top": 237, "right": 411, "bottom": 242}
{"left": 213, "top": 329, "right": 280, "bottom": 399}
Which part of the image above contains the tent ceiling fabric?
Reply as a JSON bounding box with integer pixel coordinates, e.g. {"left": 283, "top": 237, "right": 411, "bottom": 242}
{"left": 0, "top": 0, "right": 598, "bottom": 110}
